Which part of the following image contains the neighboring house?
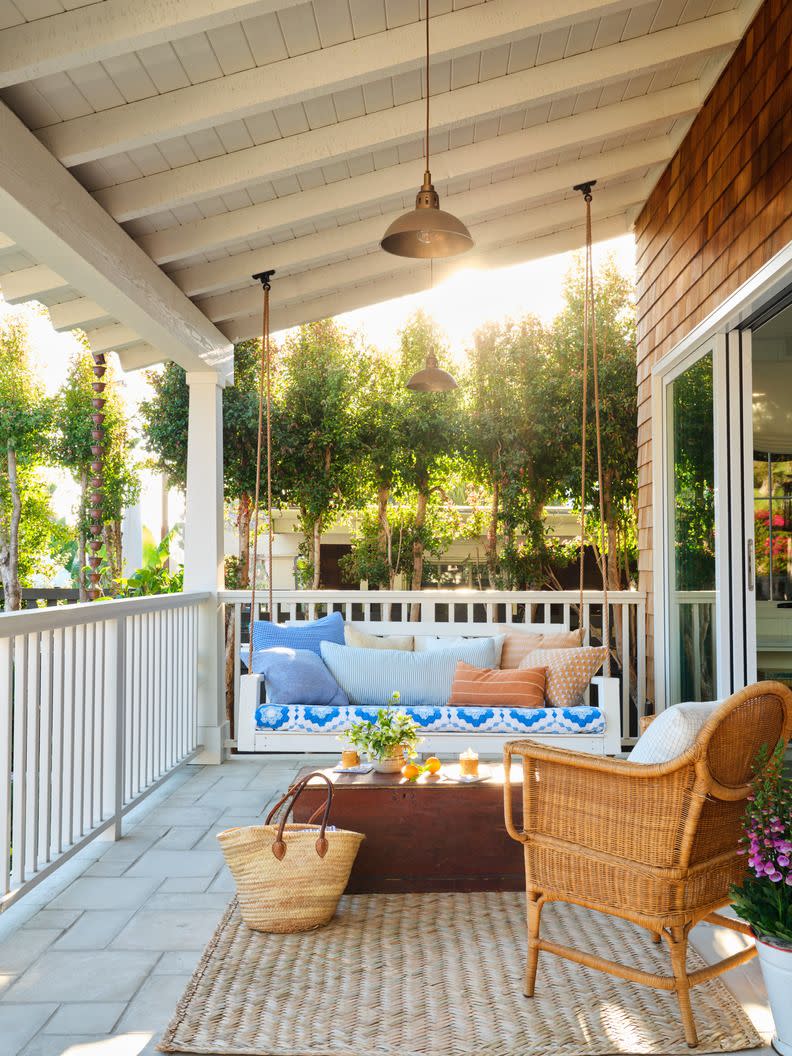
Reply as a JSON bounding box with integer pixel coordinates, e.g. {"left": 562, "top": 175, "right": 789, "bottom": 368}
{"left": 635, "top": 0, "right": 791, "bottom": 707}
{"left": 223, "top": 506, "right": 584, "bottom": 590}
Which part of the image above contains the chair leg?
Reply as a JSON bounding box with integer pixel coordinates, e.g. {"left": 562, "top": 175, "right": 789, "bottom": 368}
{"left": 524, "top": 894, "right": 544, "bottom": 998}
{"left": 668, "top": 926, "right": 698, "bottom": 1048}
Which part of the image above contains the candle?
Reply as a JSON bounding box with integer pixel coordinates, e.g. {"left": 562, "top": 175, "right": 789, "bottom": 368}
{"left": 341, "top": 749, "right": 360, "bottom": 769}
{"left": 459, "top": 747, "right": 479, "bottom": 777}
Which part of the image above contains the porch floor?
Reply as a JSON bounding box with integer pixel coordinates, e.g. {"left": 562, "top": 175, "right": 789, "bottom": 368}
{"left": 0, "top": 756, "right": 775, "bottom": 1056}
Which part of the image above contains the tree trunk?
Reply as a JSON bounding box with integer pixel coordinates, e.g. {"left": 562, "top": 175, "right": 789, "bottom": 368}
{"left": 486, "top": 477, "right": 499, "bottom": 588}
{"left": 78, "top": 472, "right": 89, "bottom": 602}
{"left": 410, "top": 490, "right": 427, "bottom": 621}
{"left": 237, "top": 491, "right": 252, "bottom": 590}
{"left": 311, "top": 517, "right": 322, "bottom": 589}
{"left": 0, "top": 443, "right": 21, "bottom": 610}
{"left": 377, "top": 484, "right": 389, "bottom": 556}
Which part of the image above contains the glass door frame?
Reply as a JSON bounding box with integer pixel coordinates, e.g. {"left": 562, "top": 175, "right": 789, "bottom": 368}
{"left": 653, "top": 335, "right": 731, "bottom": 708}
{"left": 652, "top": 242, "right": 792, "bottom": 710}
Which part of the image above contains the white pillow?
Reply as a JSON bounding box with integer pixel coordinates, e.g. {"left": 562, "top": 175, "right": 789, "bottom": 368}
{"left": 414, "top": 634, "right": 506, "bottom": 666}
{"left": 344, "top": 625, "right": 414, "bottom": 651}
{"left": 628, "top": 700, "right": 721, "bottom": 764}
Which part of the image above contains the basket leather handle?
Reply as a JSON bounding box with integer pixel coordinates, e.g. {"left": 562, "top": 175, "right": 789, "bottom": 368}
{"left": 266, "top": 771, "right": 334, "bottom": 861}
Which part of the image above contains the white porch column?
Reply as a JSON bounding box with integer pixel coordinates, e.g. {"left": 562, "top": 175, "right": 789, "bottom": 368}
{"left": 184, "top": 371, "right": 226, "bottom": 763}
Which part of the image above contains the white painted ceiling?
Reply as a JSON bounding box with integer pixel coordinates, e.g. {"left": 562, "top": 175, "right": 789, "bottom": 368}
{"left": 0, "top": 0, "right": 760, "bottom": 369}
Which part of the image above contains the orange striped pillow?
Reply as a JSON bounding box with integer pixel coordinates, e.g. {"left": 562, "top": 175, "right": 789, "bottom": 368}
{"left": 449, "top": 662, "right": 547, "bottom": 709}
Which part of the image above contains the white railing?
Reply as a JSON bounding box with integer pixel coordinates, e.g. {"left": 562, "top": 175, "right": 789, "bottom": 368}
{"left": 220, "top": 589, "right": 647, "bottom": 744}
{"left": 0, "top": 591, "right": 208, "bottom": 911}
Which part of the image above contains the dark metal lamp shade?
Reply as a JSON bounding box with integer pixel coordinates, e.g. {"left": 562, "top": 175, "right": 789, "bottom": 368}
{"left": 381, "top": 172, "right": 473, "bottom": 259}
{"left": 406, "top": 353, "right": 458, "bottom": 392}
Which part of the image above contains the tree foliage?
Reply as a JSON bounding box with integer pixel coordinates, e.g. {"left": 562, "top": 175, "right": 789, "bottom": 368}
{"left": 0, "top": 312, "right": 56, "bottom": 609}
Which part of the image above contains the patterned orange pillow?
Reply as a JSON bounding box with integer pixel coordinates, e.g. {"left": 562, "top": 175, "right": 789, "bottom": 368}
{"left": 449, "top": 662, "right": 547, "bottom": 709}
{"left": 519, "top": 646, "right": 607, "bottom": 708}
{"left": 496, "top": 626, "right": 584, "bottom": 669}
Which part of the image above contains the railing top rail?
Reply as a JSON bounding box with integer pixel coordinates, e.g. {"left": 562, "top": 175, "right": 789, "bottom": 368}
{"left": 0, "top": 591, "right": 211, "bottom": 635}
{"left": 219, "top": 588, "right": 646, "bottom": 602}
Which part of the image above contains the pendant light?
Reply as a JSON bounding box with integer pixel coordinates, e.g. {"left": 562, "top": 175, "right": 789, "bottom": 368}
{"left": 406, "top": 260, "right": 458, "bottom": 392}
{"left": 380, "top": 1, "right": 473, "bottom": 259}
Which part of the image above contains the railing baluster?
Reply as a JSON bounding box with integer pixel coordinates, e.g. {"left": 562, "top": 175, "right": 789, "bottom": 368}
{"left": 11, "top": 635, "right": 29, "bottom": 888}
{"left": 39, "top": 629, "right": 53, "bottom": 863}
{"left": 0, "top": 637, "right": 13, "bottom": 896}
{"left": 25, "top": 631, "right": 41, "bottom": 875}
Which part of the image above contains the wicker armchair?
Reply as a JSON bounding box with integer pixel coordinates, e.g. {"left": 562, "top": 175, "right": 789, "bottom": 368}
{"left": 503, "top": 680, "right": 792, "bottom": 1049}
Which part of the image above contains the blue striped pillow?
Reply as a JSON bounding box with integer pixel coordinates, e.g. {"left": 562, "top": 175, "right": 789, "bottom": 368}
{"left": 320, "top": 638, "right": 500, "bottom": 708}
{"left": 252, "top": 611, "right": 345, "bottom": 657}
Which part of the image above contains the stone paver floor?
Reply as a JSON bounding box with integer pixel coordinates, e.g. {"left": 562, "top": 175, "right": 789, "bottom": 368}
{"left": 0, "top": 755, "right": 776, "bottom": 1056}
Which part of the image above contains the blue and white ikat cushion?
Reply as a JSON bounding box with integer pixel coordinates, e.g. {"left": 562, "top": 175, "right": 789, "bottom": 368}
{"left": 255, "top": 702, "right": 605, "bottom": 735}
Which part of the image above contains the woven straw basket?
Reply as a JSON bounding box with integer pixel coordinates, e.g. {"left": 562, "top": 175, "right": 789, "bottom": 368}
{"left": 217, "top": 771, "right": 364, "bottom": 933}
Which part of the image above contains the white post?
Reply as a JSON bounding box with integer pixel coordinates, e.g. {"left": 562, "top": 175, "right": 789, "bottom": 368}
{"left": 184, "top": 372, "right": 226, "bottom": 763}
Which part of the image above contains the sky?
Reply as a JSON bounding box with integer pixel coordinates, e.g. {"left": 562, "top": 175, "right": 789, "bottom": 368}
{"left": 1, "top": 232, "right": 635, "bottom": 577}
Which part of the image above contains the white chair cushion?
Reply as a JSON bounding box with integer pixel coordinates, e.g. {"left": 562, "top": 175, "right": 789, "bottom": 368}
{"left": 628, "top": 700, "right": 721, "bottom": 764}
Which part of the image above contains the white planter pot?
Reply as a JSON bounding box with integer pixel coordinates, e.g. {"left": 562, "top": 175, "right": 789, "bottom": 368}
{"left": 756, "top": 935, "right": 792, "bottom": 1056}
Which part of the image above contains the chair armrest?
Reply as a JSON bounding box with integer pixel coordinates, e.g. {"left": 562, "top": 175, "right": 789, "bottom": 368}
{"left": 237, "top": 673, "right": 263, "bottom": 752}
{"left": 503, "top": 739, "right": 697, "bottom": 869}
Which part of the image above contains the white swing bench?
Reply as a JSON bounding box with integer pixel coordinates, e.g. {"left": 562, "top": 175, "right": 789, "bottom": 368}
{"left": 236, "top": 620, "right": 622, "bottom": 757}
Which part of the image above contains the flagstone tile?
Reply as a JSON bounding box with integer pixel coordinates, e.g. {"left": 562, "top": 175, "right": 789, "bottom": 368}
{"left": 21, "top": 910, "right": 81, "bottom": 932}
{"left": 0, "top": 930, "right": 62, "bottom": 974}
{"left": 5, "top": 950, "right": 159, "bottom": 1003}
{"left": 42, "top": 1002, "right": 125, "bottom": 1035}
{"left": 49, "top": 877, "right": 159, "bottom": 911}
{"left": 54, "top": 910, "right": 136, "bottom": 950}
{"left": 156, "top": 876, "right": 212, "bottom": 894}
{"left": 21, "top": 1033, "right": 154, "bottom": 1056}
{"left": 116, "top": 973, "right": 192, "bottom": 1032}
{"left": 111, "top": 909, "right": 222, "bottom": 951}
{"left": 0, "top": 1002, "right": 57, "bottom": 1054}
{"left": 124, "top": 849, "right": 223, "bottom": 878}
{"left": 143, "top": 805, "right": 224, "bottom": 828}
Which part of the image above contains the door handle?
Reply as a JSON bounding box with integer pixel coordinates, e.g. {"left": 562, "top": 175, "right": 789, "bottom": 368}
{"left": 747, "top": 538, "right": 755, "bottom": 592}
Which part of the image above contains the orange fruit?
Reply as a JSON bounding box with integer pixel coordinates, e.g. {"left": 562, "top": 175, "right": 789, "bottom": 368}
{"left": 402, "top": 762, "right": 421, "bottom": 781}
{"left": 425, "top": 757, "right": 442, "bottom": 774}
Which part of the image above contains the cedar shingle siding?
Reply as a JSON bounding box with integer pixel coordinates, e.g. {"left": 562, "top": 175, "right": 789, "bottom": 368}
{"left": 635, "top": 0, "right": 792, "bottom": 698}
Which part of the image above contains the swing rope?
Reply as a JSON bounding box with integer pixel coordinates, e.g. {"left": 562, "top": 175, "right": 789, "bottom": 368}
{"left": 575, "top": 183, "right": 610, "bottom": 675}
{"left": 248, "top": 269, "right": 275, "bottom": 672}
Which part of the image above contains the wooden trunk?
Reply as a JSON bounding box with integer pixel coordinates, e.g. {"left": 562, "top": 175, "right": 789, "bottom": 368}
{"left": 292, "top": 765, "right": 525, "bottom": 893}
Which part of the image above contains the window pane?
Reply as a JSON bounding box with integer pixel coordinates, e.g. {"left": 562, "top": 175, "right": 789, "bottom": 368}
{"left": 667, "top": 353, "right": 716, "bottom": 703}
{"left": 754, "top": 498, "right": 772, "bottom": 600}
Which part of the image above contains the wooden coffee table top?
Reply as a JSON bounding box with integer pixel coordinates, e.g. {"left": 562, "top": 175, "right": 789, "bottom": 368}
{"left": 296, "top": 762, "right": 523, "bottom": 790}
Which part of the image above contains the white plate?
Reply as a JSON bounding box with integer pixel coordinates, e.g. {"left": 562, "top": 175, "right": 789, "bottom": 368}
{"left": 441, "top": 764, "right": 491, "bottom": 784}
{"left": 332, "top": 763, "right": 375, "bottom": 774}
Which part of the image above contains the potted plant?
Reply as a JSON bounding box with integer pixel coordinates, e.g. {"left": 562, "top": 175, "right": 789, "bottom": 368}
{"left": 345, "top": 693, "right": 421, "bottom": 773}
{"left": 731, "top": 741, "right": 792, "bottom": 1056}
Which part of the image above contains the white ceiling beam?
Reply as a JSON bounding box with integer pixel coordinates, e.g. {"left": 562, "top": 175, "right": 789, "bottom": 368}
{"left": 220, "top": 189, "right": 643, "bottom": 341}
{"left": 0, "top": 234, "right": 15, "bottom": 252}
{"left": 47, "top": 297, "right": 112, "bottom": 331}
{"left": 83, "top": 323, "right": 142, "bottom": 354}
{"left": 0, "top": 101, "right": 232, "bottom": 378}
{"left": 0, "top": 0, "right": 308, "bottom": 89}
{"left": 0, "top": 263, "right": 69, "bottom": 302}
{"left": 194, "top": 149, "right": 665, "bottom": 320}
{"left": 144, "top": 84, "right": 697, "bottom": 267}
{"left": 117, "top": 343, "right": 163, "bottom": 372}
{"left": 38, "top": 0, "right": 646, "bottom": 167}
{"left": 97, "top": 11, "right": 728, "bottom": 224}
{"left": 229, "top": 213, "right": 631, "bottom": 339}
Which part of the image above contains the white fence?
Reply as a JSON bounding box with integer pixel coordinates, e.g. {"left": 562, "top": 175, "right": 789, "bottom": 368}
{"left": 0, "top": 592, "right": 207, "bottom": 912}
{"left": 220, "top": 589, "right": 647, "bottom": 744}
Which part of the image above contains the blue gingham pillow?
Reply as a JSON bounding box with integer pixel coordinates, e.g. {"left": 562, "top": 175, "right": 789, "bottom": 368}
{"left": 252, "top": 647, "right": 348, "bottom": 707}
{"left": 252, "top": 610, "right": 345, "bottom": 657}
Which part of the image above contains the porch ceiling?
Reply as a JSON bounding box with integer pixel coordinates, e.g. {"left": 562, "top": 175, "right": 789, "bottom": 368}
{"left": 0, "top": 0, "right": 761, "bottom": 370}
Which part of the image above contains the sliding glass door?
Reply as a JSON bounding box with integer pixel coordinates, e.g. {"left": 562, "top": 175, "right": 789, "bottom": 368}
{"left": 664, "top": 348, "right": 719, "bottom": 704}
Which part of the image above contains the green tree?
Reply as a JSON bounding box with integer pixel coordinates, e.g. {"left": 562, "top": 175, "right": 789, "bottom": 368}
{"left": 276, "top": 320, "right": 364, "bottom": 588}
{"left": 55, "top": 345, "right": 139, "bottom": 597}
{"left": 395, "top": 311, "right": 462, "bottom": 604}
{"left": 0, "top": 312, "right": 53, "bottom": 610}
{"left": 464, "top": 316, "right": 571, "bottom": 588}
{"left": 548, "top": 254, "right": 638, "bottom": 592}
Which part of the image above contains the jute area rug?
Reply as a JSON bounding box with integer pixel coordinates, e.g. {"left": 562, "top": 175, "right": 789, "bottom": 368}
{"left": 159, "top": 892, "right": 761, "bottom": 1056}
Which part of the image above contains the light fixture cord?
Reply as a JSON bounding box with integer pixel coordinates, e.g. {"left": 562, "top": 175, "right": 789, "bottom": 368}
{"left": 248, "top": 276, "right": 274, "bottom": 670}
{"left": 425, "top": 0, "right": 430, "bottom": 174}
